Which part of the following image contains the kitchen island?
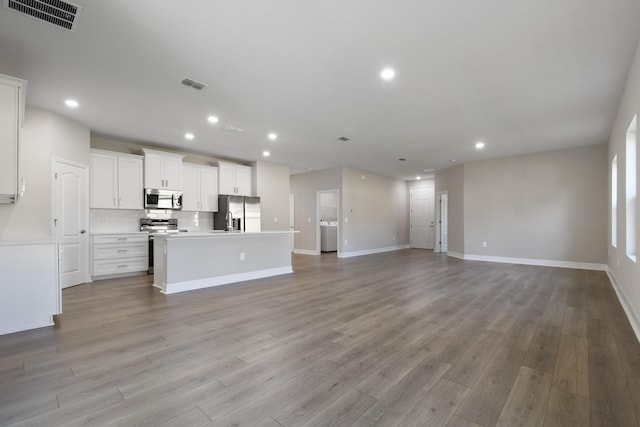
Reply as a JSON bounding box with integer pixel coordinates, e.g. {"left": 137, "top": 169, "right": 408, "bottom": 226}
{"left": 152, "top": 231, "right": 294, "bottom": 294}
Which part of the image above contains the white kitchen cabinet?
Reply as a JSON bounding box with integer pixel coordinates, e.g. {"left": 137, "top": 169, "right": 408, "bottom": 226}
{"left": 90, "top": 150, "right": 144, "bottom": 209}
{"left": 0, "top": 74, "right": 27, "bottom": 203}
{"left": 182, "top": 163, "right": 219, "bottom": 212}
{"left": 92, "top": 233, "right": 148, "bottom": 278}
{"left": 218, "top": 161, "right": 252, "bottom": 196}
{"left": 142, "top": 148, "right": 184, "bottom": 190}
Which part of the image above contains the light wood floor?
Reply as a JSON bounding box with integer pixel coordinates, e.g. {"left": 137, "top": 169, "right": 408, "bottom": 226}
{"left": 1, "top": 250, "right": 639, "bottom": 426}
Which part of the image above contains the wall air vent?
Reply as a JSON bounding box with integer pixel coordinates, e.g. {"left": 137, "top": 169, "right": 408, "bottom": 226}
{"left": 181, "top": 78, "right": 207, "bottom": 90}
{"left": 4, "top": 0, "right": 82, "bottom": 31}
{"left": 337, "top": 136, "right": 351, "bottom": 142}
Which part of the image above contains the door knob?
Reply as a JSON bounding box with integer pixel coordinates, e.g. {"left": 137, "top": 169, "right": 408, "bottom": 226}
{"left": 80, "top": 230, "right": 86, "bottom": 234}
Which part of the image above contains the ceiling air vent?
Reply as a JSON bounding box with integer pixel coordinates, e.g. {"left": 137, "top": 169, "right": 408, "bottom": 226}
{"left": 181, "top": 78, "right": 207, "bottom": 90}
{"left": 337, "top": 136, "right": 351, "bottom": 142}
{"left": 4, "top": 0, "right": 82, "bottom": 31}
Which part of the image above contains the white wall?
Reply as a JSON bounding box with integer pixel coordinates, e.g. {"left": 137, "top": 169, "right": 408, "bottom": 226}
{"left": 252, "top": 160, "right": 290, "bottom": 231}
{"left": 0, "top": 107, "right": 90, "bottom": 240}
{"left": 341, "top": 167, "right": 409, "bottom": 254}
{"left": 290, "top": 168, "right": 342, "bottom": 252}
{"left": 464, "top": 144, "right": 607, "bottom": 264}
{"left": 608, "top": 41, "right": 640, "bottom": 337}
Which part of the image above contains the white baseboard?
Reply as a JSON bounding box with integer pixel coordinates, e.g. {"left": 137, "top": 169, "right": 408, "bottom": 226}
{"left": 1, "top": 318, "right": 54, "bottom": 336}
{"left": 456, "top": 253, "right": 607, "bottom": 271}
{"left": 338, "top": 245, "right": 409, "bottom": 259}
{"left": 606, "top": 268, "right": 640, "bottom": 343}
{"left": 446, "top": 251, "right": 465, "bottom": 260}
{"left": 156, "top": 266, "right": 293, "bottom": 295}
{"left": 293, "top": 249, "right": 319, "bottom": 256}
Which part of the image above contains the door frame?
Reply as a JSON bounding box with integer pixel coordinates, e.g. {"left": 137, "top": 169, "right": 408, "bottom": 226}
{"left": 52, "top": 157, "right": 91, "bottom": 285}
{"left": 435, "top": 191, "right": 448, "bottom": 253}
{"left": 316, "top": 189, "right": 340, "bottom": 255}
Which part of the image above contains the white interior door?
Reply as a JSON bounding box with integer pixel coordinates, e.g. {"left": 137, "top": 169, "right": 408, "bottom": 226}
{"left": 54, "top": 160, "right": 89, "bottom": 288}
{"left": 440, "top": 193, "right": 448, "bottom": 252}
{"left": 289, "top": 193, "right": 295, "bottom": 251}
{"left": 410, "top": 186, "right": 435, "bottom": 249}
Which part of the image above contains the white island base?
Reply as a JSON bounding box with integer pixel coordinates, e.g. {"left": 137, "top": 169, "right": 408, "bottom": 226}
{"left": 153, "top": 231, "right": 294, "bottom": 295}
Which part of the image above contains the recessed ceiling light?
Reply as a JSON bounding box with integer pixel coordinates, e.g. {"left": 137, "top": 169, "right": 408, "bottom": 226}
{"left": 475, "top": 141, "right": 485, "bottom": 149}
{"left": 65, "top": 99, "right": 79, "bottom": 108}
{"left": 262, "top": 151, "right": 270, "bottom": 157}
{"left": 449, "top": 159, "right": 457, "bottom": 163}
{"left": 416, "top": 176, "right": 421, "bottom": 180}
{"left": 268, "top": 133, "right": 277, "bottom": 141}
{"left": 380, "top": 68, "right": 395, "bottom": 80}
{"left": 185, "top": 133, "right": 194, "bottom": 140}
{"left": 207, "top": 115, "right": 219, "bottom": 124}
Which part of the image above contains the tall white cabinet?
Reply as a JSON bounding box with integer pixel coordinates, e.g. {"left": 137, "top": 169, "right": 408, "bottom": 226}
{"left": 182, "top": 163, "right": 219, "bottom": 212}
{"left": 218, "top": 161, "right": 252, "bottom": 196}
{"left": 142, "top": 149, "right": 184, "bottom": 190}
{"left": 90, "top": 149, "right": 144, "bottom": 209}
{"left": 0, "top": 74, "right": 27, "bottom": 203}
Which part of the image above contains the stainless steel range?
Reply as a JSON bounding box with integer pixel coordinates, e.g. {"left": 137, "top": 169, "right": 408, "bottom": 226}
{"left": 140, "top": 218, "right": 179, "bottom": 274}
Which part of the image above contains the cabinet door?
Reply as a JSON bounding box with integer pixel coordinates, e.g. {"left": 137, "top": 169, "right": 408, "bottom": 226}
{"left": 235, "top": 165, "right": 253, "bottom": 196}
{"left": 181, "top": 165, "right": 200, "bottom": 211}
{"left": 144, "top": 152, "right": 164, "bottom": 188}
{"left": 90, "top": 152, "right": 118, "bottom": 208}
{"left": 218, "top": 163, "right": 236, "bottom": 195}
{"left": 200, "top": 167, "right": 219, "bottom": 211}
{"left": 0, "top": 81, "right": 19, "bottom": 197}
{"left": 163, "top": 156, "right": 183, "bottom": 190}
{"left": 117, "top": 156, "right": 143, "bottom": 209}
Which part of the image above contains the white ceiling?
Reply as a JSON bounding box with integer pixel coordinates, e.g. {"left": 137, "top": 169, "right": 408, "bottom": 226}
{"left": 1, "top": 1, "right": 639, "bottom": 180}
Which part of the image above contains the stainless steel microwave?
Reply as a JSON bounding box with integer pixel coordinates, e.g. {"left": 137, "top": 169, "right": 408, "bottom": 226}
{"left": 144, "top": 189, "right": 183, "bottom": 210}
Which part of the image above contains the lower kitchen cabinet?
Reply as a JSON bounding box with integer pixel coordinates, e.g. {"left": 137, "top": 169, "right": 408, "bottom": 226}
{"left": 92, "top": 233, "right": 148, "bottom": 278}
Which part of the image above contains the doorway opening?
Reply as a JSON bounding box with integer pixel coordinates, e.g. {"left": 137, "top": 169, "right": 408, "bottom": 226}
{"left": 435, "top": 191, "right": 448, "bottom": 253}
{"left": 316, "top": 189, "right": 339, "bottom": 254}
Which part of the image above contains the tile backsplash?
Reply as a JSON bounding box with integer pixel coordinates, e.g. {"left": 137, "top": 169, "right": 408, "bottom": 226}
{"left": 90, "top": 209, "right": 214, "bottom": 233}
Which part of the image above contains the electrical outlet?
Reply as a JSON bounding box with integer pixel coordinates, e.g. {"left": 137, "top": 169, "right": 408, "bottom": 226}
{"left": 344, "top": 239, "right": 348, "bottom": 246}
{"left": 345, "top": 217, "right": 349, "bottom": 223}
{"left": 240, "top": 252, "right": 245, "bottom": 261}
{"left": 308, "top": 217, "right": 311, "bottom": 223}
{"left": 482, "top": 241, "right": 487, "bottom": 248}
{"left": 274, "top": 216, "right": 278, "bottom": 222}
{"left": 392, "top": 235, "right": 396, "bottom": 241}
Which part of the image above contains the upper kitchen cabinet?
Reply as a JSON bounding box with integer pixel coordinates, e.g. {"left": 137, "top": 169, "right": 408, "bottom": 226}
{"left": 91, "top": 150, "right": 144, "bottom": 209}
{"left": 142, "top": 148, "right": 184, "bottom": 190}
{"left": 218, "top": 161, "right": 252, "bottom": 196}
{"left": 182, "top": 163, "right": 219, "bottom": 212}
{"left": 0, "top": 74, "right": 27, "bottom": 204}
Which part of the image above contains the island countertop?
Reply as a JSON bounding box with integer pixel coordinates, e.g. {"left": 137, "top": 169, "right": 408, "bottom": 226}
{"left": 153, "top": 230, "right": 295, "bottom": 294}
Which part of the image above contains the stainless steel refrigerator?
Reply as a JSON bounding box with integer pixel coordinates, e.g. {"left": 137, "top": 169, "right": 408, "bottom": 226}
{"left": 214, "top": 196, "right": 261, "bottom": 232}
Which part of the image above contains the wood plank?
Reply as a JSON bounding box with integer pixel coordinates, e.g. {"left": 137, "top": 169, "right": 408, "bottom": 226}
{"left": 552, "top": 335, "right": 589, "bottom": 397}
{"left": 543, "top": 388, "right": 589, "bottom": 427}
{"left": 496, "top": 366, "right": 552, "bottom": 427}
{"left": 523, "top": 325, "right": 562, "bottom": 373}
{"left": 397, "top": 379, "right": 469, "bottom": 427}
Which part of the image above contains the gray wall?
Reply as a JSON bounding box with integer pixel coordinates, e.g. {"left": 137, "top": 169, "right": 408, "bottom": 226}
{"left": 290, "top": 168, "right": 342, "bottom": 252}
{"left": 252, "top": 160, "right": 290, "bottom": 231}
{"left": 608, "top": 41, "right": 640, "bottom": 329}
{"left": 464, "top": 145, "right": 607, "bottom": 263}
{"left": 435, "top": 165, "right": 465, "bottom": 254}
{"left": 341, "top": 167, "right": 409, "bottom": 253}
{"left": 0, "top": 107, "right": 90, "bottom": 240}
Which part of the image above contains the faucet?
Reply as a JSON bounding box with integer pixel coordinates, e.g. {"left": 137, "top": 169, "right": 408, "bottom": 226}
{"left": 226, "top": 211, "right": 234, "bottom": 232}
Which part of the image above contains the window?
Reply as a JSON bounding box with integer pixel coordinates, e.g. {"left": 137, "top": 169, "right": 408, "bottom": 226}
{"left": 627, "top": 115, "right": 637, "bottom": 261}
{"left": 612, "top": 155, "right": 617, "bottom": 247}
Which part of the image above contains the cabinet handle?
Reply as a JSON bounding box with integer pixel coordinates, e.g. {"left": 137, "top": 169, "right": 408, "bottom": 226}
{"left": 117, "top": 264, "right": 128, "bottom": 268}
{"left": 113, "top": 197, "right": 117, "bottom": 207}
{"left": 117, "top": 238, "right": 128, "bottom": 241}
{"left": 166, "top": 179, "right": 169, "bottom": 187}
{"left": 117, "top": 249, "right": 128, "bottom": 253}
{"left": 118, "top": 197, "right": 122, "bottom": 207}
